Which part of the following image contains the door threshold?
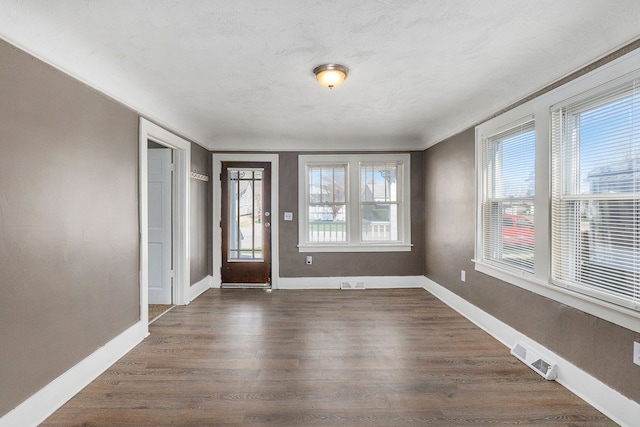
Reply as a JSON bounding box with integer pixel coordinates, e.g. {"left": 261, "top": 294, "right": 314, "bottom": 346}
{"left": 221, "top": 283, "right": 271, "bottom": 289}
{"left": 149, "top": 304, "right": 175, "bottom": 324}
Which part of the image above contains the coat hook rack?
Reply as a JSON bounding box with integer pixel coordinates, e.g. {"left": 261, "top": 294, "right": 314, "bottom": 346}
{"left": 190, "top": 171, "right": 209, "bottom": 182}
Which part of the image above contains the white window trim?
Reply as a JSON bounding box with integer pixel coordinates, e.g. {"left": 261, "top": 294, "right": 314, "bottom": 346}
{"left": 474, "top": 49, "right": 640, "bottom": 333}
{"left": 477, "top": 113, "right": 537, "bottom": 273}
{"left": 298, "top": 153, "right": 412, "bottom": 252}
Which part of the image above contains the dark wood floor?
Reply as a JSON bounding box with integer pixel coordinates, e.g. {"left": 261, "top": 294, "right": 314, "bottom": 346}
{"left": 42, "top": 288, "right": 614, "bottom": 426}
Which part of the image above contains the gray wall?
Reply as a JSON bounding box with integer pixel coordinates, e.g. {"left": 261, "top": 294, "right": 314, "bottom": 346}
{"left": 2, "top": 26, "right": 637, "bottom": 420}
{"left": 424, "top": 128, "right": 640, "bottom": 403}
{"left": 279, "top": 151, "right": 425, "bottom": 277}
{"left": 0, "top": 40, "right": 140, "bottom": 416}
{"left": 190, "top": 143, "right": 212, "bottom": 284}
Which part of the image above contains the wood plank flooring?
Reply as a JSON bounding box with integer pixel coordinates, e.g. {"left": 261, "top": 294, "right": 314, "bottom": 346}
{"left": 41, "top": 288, "right": 614, "bottom": 426}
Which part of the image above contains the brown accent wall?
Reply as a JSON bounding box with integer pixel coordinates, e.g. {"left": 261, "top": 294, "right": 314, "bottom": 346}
{"left": 190, "top": 143, "right": 212, "bottom": 284}
{"left": 0, "top": 40, "right": 140, "bottom": 416}
{"left": 279, "top": 151, "right": 424, "bottom": 277}
{"left": 424, "top": 128, "right": 640, "bottom": 403}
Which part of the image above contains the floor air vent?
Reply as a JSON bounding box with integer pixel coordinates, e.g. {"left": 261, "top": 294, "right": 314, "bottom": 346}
{"left": 511, "top": 342, "right": 557, "bottom": 380}
{"left": 340, "top": 281, "right": 365, "bottom": 290}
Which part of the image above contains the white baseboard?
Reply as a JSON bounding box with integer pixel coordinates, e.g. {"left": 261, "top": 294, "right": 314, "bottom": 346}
{"left": 423, "top": 277, "right": 640, "bottom": 427}
{"left": 189, "top": 274, "right": 213, "bottom": 302}
{"left": 0, "top": 321, "right": 147, "bottom": 427}
{"left": 276, "top": 275, "right": 425, "bottom": 290}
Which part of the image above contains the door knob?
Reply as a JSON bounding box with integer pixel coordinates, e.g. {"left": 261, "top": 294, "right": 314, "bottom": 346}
{"left": 265, "top": 222, "right": 271, "bottom": 228}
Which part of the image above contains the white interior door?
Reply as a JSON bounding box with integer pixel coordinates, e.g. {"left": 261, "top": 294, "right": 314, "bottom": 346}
{"left": 148, "top": 147, "right": 173, "bottom": 304}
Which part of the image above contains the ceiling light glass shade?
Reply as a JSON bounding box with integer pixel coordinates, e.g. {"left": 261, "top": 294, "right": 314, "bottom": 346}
{"left": 313, "top": 64, "right": 349, "bottom": 88}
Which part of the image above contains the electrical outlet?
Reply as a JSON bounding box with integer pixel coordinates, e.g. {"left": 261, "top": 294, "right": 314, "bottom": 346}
{"left": 284, "top": 211, "right": 293, "bottom": 221}
{"left": 461, "top": 270, "right": 466, "bottom": 282}
{"left": 634, "top": 341, "right": 640, "bottom": 366}
{"left": 305, "top": 256, "right": 312, "bottom": 265}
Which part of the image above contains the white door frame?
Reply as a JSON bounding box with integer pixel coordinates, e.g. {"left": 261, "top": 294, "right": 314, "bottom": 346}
{"left": 213, "top": 153, "right": 279, "bottom": 289}
{"left": 140, "top": 118, "right": 191, "bottom": 326}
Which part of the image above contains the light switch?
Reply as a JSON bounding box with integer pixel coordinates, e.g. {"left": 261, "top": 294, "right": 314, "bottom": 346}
{"left": 284, "top": 212, "right": 293, "bottom": 221}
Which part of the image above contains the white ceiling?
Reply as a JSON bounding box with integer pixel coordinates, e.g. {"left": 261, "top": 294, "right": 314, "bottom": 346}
{"left": 2, "top": 1, "right": 640, "bottom": 151}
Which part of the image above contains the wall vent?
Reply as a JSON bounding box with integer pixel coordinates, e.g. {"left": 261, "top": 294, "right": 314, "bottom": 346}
{"left": 340, "top": 281, "right": 365, "bottom": 290}
{"left": 510, "top": 342, "right": 557, "bottom": 380}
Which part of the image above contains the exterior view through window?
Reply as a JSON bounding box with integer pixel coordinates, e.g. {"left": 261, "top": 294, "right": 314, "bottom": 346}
{"left": 299, "top": 154, "right": 411, "bottom": 252}
{"left": 307, "top": 164, "right": 347, "bottom": 242}
{"left": 360, "top": 162, "right": 401, "bottom": 242}
{"left": 476, "top": 54, "right": 640, "bottom": 329}
{"left": 552, "top": 79, "right": 640, "bottom": 307}
{"left": 306, "top": 162, "right": 403, "bottom": 244}
{"left": 227, "top": 168, "right": 264, "bottom": 260}
{"left": 482, "top": 121, "right": 536, "bottom": 272}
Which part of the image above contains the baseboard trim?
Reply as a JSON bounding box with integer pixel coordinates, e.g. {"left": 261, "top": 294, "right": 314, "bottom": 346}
{"left": 189, "top": 274, "right": 213, "bottom": 302}
{"left": 422, "top": 276, "right": 639, "bottom": 427}
{"left": 0, "top": 321, "right": 147, "bottom": 427}
{"left": 276, "top": 275, "right": 425, "bottom": 290}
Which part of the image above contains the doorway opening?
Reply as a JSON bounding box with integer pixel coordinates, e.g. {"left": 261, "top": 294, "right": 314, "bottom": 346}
{"left": 139, "top": 118, "right": 191, "bottom": 328}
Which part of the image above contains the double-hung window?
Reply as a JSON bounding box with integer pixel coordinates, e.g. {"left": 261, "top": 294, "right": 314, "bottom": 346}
{"left": 306, "top": 163, "right": 348, "bottom": 243}
{"left": 298, "top": 154, "right": 411, "bottom": 252}
{"left": 480, "top": 118, "right": 536, "bottom": 273}
{"left": 551, "top": 77, "right": 640, "bottom": 309}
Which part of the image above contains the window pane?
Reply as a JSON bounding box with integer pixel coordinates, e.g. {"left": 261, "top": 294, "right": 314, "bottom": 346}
{"left": 553, "top": 199, "right": 639, "bottom": 299}
{"left": 565, "top": 90, "right": 640, "bottom": 196}
{"left": 308, "top": 205, "right": 346, "bottom": 242}
{"left": 487, "top": 124, "right": 535, "bottom": 199}
{"left": 227, "top": 168, "right": 264, "bottom": 260}
{"left": 361, "top": 203, "right": 398, "bottom": 241}
{"left": 309, "top": 164, "right": 346, "bottom": 203}
{"left": 307, "top": 164, "right": 347, "bottom": 243}
{"left": 360, "top": 163, "right": 400, "bottom": 202}
{"left": 483, "top": 201, "right": 535, "bottom": 271}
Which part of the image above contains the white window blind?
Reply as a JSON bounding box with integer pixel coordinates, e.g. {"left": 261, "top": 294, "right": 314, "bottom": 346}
{"left": 482, "top": 120, "right": 536, "bottom": 272}
{"left": 552, "top": 78, "right": 640, "bottom": 309}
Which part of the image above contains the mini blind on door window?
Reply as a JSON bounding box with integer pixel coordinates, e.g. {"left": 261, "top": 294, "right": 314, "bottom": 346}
{"left": 551, "top": 78, "right": 640, "bottom": 310}
{"left": 482, "top": 120, "right": 535, "bottom": 272}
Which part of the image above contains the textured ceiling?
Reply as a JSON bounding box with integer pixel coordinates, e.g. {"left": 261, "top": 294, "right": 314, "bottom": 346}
{"left": 2, "top": 1, "right": 640, "bottom": 151}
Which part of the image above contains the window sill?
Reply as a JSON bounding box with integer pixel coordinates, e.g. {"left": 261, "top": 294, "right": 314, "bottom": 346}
{"left": 298, "top": 243, "right": 412, "bottom": 253}
{"left": 474, "top": 260, "right": 640, "bottom": 333}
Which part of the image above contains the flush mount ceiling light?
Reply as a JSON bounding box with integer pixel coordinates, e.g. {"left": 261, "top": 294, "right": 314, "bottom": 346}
{"left": 313, "top": 64, "right": 349, "bottom": 89}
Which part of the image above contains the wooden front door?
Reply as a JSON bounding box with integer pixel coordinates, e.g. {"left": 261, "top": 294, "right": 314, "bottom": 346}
{"left": 221, "top": 162, "right": 271, "bottom": 285}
